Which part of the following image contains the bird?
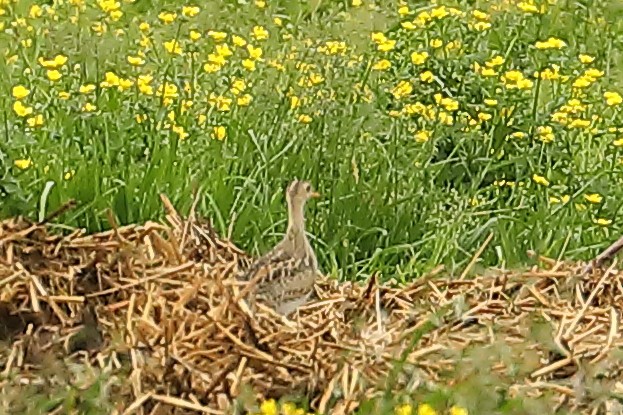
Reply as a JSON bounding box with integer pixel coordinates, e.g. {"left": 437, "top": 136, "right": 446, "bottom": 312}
{"left": 241, "top": 179, "right": 321, "bottom": 316}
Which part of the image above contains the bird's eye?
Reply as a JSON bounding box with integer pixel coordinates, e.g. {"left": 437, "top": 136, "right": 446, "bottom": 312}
{"left": 304, "top": 184, "right": 311, "bottom": 192}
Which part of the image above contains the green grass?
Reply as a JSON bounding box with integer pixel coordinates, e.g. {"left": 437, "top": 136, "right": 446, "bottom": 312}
{"left": 3, "top": 0, "right": 623, "bottom": 281}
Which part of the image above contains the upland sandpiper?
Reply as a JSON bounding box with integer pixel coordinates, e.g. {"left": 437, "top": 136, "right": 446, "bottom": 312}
{"left": 241, "top": 179, "right": 321, "bottom": 316}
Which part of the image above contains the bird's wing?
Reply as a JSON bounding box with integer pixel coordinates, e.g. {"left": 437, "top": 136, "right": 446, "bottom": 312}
{"left": 240, "top": 247, "right": 292, "bottom": 283}
{"left": 257, "top": 264, "right": 317, "bottom": 306}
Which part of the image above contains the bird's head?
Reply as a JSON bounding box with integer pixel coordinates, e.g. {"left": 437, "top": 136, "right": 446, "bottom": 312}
{"left": 286, "top": 179, "right": 320, "bottom": 206}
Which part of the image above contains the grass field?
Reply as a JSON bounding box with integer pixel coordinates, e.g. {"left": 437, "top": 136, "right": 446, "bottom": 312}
{"left": 3, "top": 0, "right": 623, "bottom": 280}
{"left": 5, "top": 0, "right": 623, "bottom": 413}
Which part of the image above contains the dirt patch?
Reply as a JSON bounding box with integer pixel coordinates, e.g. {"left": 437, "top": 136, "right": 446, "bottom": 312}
{"left": 1, "top": 196, "right": 622, "bottom": 414}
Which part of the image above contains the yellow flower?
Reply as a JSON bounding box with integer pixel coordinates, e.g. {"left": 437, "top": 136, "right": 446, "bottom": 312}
{"left": 242, "top": 59, "right": 256, "bottom": 71}
{"left": 595, "top": 218, "right": 612, "bottom": 226}
{"left": 584, "top": 193, "right": 603, "bottom": 204}
{"left": 273, "top": 17, "right": 283, "bottom": 26}
{"left": 137, "top": 75, "right": 153, "bottom": 95}
{"left": 378, "top": 39, "right": 396, "bottom": 52}
{"left": 478, "top": 112, "right": 492, "bottom": 121}
{"left": 420, "top": 71, "right": 434, "bottom": 83}
{"left": 508, "top": 131, "right": 526, "bottom": 140}
{"left": 98, "top": 0, "right": 119, "bottom": 12}
{"left": 164, "top": 39, "right": 182, "bottom": 55}
{"left": 127, "top": 55, "right": 145, "bottom": 66}
{"left": 391, "top": 80, "right": 413, "bottom": 100}
{"left": 109, "top": 10, "right": 123, "bottom": 21}
{"left": 281, "top": 402, "right": 304, "bottom": 415}
{"left": 431, "top": 6, "right": 449, "bottom": 19}
{"left": 58, "top": 91, "right": 71, "bottom": 100}
{"left": 537, "top": 125, "right": 555, "bottom": 143}
{"left": 139, "top": 22, "right": 150, "bottom": 32}
{"left": 79, "top": 84, "right": 96, "bottom": 94}
{"left": 438, "top": 111, "right": 453, "bottom": 125}
{"left": 13, "top": 101, "right": 33, "bottom": 117}
{"left": 208, "top": 53, "right": 226, "bottom": 66}
{"left": 29, "top": 5, "right": 43, "bottom": 18}
{"left": 352, "top": 0, "right": 362, "bottom": 6}
{"left": 139, "top": 36, "right": 152, "bottom": 48}
{"left": 252, "top": 25, "right": 269, "bottom": 40}
{"left": 172, "top": 125, "right": 188, "bottom": 139}
{"left": 47, "top": 69, "right": 62, "bottom": 81}
{"left": 247, "top": 44, "right": 263, "bottom": 60}
{"left": 64, "top": 169, "right": 75, "bottom": 180}
{"left": 231, "top": 78, "right": 247, "bottom": 95}
{"left": 118, "top": 78, "right": 133, "bottom": 90}
{"left": 579, "top": 54, "right": 595, "bottom": 64}
{"left": 208, "top": 93, "right": 232, "bottom": 111}
{"left": 12, "top": 85, "right": 30, "bottom": 100}
{"left": 414, "top": 130, "right": 431, "bottom": 143}
{"left": 395, "top": 403, "right": 413, "bottom": 415}
{"left": 237, "top": 94, "right": 252, "bottom": 106}
{"left": 435, "top": 95, "right": 459, "bottom": 111}
{"left": 568, "top": 118, "right": 590, "bottom": 129}
{"left": 260, "top": 399, "right": 277, "bottom": 415}
{"left": 532, "top": 174, "right": 550, "bottom": 187}
{"left": 398, "top": 5, "right": 411, "bottom": 15}
{"left": 449, "top": 406, "right": 468, "bottom": 415}
{"left": 309, "top": 73, "right": 324, "bottom": 85}
{"left": 208, "top": 30, "right": 228, "bottom": 42}
{"left": 82, "top": 103, "right": 97, "bottom": 112}
{"left": 51, "top": 54, "right": 68, "bottom": 67}
{"left": 585, "top": 68, "right": 604, "bottom": 78}
{"left": 410, "top": 51, "right": 429, "bottom": 65}
{"left": 417, "top": 403, "right": 437, "bottom": 415}
{"left": 216, "top": 43, "right": 233, "bottom": 57}
{"left": 27, "top": 114, "right": 44, "bottom": 127}
{"left": 472, "top": 9, "right": 489, "bottom": 20}
{"left": 211, "top": 125, "right": 226, "bottom": 140}
{"left": 604, "top": 91, "right": 623, "bottom": 106}
{"left": 298, "top": 114, "right": 313, "bottom": 123}
{"left": 430, "top": 38, "right": 443, "bottom": 48}
{"left": 204, "top": 62, "right": 221, "bottom": 73}
{"left": 255, "top": 0, "right": 266, "bottom": 8}
{"left": 189, "top": 30, "right": 202, "bottom": 41}
{"left": 158, "top": 11, "right": 177, "bottom": 24}
{"left": 473, "top": 21, "right": 491, "bottom": 31}
{"left": 518, "top": 1, "right": 540, "bottom": 13}
{"left": 14, "top": 158, "right": 33, "bottom": 170}
{"left": 481, "top": 68, "right": 497, "bottom": 77}
{"left": 372, "top": 59, "right": 391, "bottom": 71}
{"left": 572, "top": 76, "right": 592, "bottom": 88}
{"left": 486, "top": 56, "right": 505, "bottom": 67}
{"left": 182, "top": 5, "right": 200, "bottom": 17}
{"left": 371, "top": 32, "right": 387, "bottom": 43}
{"left": 613, "top": 137, "right": 623, "bottom": 147}
{"left": 484, "top": 99, "right": 497, "bottom": 106}
{"left": 322, "top": 40, "right": 347, "bottom": 55}
{"left": 232, "top": 35, "right": 247, "bottom": 47}
{"left": 535, "top": 37, "right": 566, "bottom": 49}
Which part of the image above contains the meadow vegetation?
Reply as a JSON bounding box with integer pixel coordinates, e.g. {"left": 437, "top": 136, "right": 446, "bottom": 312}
{"left": 3, "top": 0, "right": 623, "bottom": 280}
{"left": 0, "top": 0, "right": 621, "bottom": 412}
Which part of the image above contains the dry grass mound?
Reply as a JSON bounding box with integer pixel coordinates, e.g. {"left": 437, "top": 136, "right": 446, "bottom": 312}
{"left": 1, "top": 197, "right": 623, "bottom": 414}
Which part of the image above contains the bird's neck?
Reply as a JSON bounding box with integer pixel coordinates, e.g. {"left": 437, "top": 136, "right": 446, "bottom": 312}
{"left": 286, "top": 199, "right": 306, "bottom": 235}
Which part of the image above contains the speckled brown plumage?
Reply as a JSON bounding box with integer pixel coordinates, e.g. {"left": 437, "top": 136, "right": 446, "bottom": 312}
{"left": 241, "top": 180, "right": 320, "bottom": 316}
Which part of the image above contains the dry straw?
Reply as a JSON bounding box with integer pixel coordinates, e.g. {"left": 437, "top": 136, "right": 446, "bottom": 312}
{"left": 1, "top": 197, "right": 623, "bottom": 414}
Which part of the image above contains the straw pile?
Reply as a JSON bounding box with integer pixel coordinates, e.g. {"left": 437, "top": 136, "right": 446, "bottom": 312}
{"left": 1, "top": 196, "right": 623, "bottom": 414}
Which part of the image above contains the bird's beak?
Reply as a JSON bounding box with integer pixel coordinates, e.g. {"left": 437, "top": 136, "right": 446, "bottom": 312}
{"left": 310, "top": 191, "right": 321, "bottom": 199}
